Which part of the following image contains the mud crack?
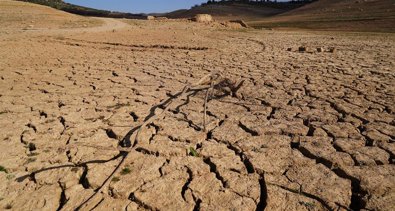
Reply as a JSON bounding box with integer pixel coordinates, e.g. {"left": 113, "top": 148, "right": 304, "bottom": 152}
{"left": 56, "top": 181, "right": 68, "bottom": 211}
{"left": 129, "top": 193, "right": 157, "bottom": 211}
{"left": 79, "top": 164, "right": 90, "bottom": 189}
{"left": 203, "top": 157, "right": 228, "bottom": 188}
{"left": 238, "top": 121, "right": 259, "bottom": 136}
{"left": 226, "top": 142, "right": 255, "bottom": 174}
{"left": 255, "top": 174, "right": 267, "bottom": 211}
{"left": 181, "top": 167, "right": 193, "bottom": 201}
{"left": 292, "top": 141, "right": 368, "bottom": 210}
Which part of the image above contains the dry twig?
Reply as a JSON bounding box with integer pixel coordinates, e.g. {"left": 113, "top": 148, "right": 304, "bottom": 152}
{"left": 203, "top": 81, "right": 214, "bottom": 131}
{"left": 17, "top": 71, "right": 248, "bottom": 211}
{"left": 74, "top": 72, "right": 220, "bottom": 210}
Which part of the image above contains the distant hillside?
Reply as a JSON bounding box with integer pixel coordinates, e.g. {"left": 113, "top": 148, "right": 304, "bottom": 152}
{"left": 249, "top": 0, "right": 395, "bottom": 32}
{"left": 18, "top": 0, "right": 395, "bottom": 32}
{"left": 167, "top": 0, "right": 394, "bottom": 32}
{"left": 17, "top": 0, "right": 146, "bottom": 19}
{"left": 167, "top": 2, "right": 308, "bottom": 21}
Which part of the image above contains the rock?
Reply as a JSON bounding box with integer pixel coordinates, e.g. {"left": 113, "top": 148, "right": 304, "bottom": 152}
{"left": 317, "top": 47, "right": 324, "bottom": 52}
{"left": 193, "top": 14, "right": 213, "bottom": 23}
{"left": 329, "top": 47, "right": 336, "bottom": 53}
{"left": 287, "top": 47, "right": 293, "bottom": 51}
{"left": 147, "top": 16, "right": 155, "bottom": 20}
{"left": 299, "top": 46, "right": 307, "bottom": 52}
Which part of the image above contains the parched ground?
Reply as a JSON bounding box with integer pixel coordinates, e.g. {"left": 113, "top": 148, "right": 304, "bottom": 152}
{"left": 0, "top": 1, "right": 394, "bottom": 211}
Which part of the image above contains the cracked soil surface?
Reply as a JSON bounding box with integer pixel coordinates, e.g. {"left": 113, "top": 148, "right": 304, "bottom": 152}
{"left": 0, "top": 1, "right": 394, "bottom": 210}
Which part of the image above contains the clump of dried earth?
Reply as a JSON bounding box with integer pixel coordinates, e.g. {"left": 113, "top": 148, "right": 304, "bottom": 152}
{"left": 0, "top": 1, "right": 394, "bottom": 211}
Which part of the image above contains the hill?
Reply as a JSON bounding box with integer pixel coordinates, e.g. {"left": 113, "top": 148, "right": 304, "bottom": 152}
{"left": 0, "top": 0, "right": 102, "bottom": 29}
{"left": 167, "top": 2, "right": 306, "bottom": 21}
{"left": 17, "top": 0, "right": 395, "bottom": 32}
{"left": 167, "top": 0, "right": 394, "bottom": 32}
{"left": 249, "top": 0, "right": 395, "bottom": 32}
{"left": 17, "top": 0, "right": 146, "bottom": 19}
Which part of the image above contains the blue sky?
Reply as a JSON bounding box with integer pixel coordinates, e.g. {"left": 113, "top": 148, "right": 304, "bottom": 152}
{"left": 64, "top": 0, "right": 208, "bottom": 13}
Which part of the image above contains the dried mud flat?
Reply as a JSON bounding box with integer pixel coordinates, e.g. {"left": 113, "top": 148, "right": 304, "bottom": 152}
{"left": 1, "top": 1, "right": 395, "bottom": 211}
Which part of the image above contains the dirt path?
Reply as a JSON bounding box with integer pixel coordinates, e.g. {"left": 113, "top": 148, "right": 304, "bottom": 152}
{"left": 17, "top": 17, "right": 130, "bottom": 35}
{"left": 62, "top": 17, "right": 129, "bottom": 33}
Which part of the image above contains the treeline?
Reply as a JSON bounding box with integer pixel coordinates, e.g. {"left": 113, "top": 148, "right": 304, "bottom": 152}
{"left": 205, "top": 0, "right": 317, "bottom": 3}
{"left": 17, "top": 0, "right": 146, "bottom": 19}
{"left": 193, "top": 0, "right": 317, "bottom": 10}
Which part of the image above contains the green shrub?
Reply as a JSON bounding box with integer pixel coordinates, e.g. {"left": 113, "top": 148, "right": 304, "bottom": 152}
{"left": 189, "top": 147, "right": 199, "bottom": 157}
{"left": 120, "top": 167, "right": 132, "bottom": 175}
{"left": 0, "top": 166, "right": 7, "bottom": 173}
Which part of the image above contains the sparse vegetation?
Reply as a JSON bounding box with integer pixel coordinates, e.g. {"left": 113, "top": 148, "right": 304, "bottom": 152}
{"left": 6, "top": 174, "right": 15, "bottom": 180}
{"left": 120, "top": 167, "right": 132, "bottom": 175}
{"left": 26, "top": 157, "right": 37, "bottom": 163}
{"left": 0, "top": 166, "right": 8, "bottom": 173}
{"left": 300, "top": 201, "right": 316, "bottom": 208}
{"left": 189, "top": 147, "right": 199, "bottom": 157}
{"left": 111, "top": 177, "right": 120, "bottom": 182}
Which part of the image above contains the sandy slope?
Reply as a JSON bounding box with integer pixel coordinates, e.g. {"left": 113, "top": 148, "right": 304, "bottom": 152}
{"left": 0, "top": 1, "right": 395, "bottom": 211}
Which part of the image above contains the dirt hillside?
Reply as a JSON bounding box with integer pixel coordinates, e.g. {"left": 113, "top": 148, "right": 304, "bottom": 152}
{"left": 167, "top": 3, "right": 292, "bottom": 21}
{"left": 0, "top": 0, "right": 394, "bottom": 211}
{"left": 249, "top": 0, "right": 395, "bottom": 32}
{"left": 167, "top": 0, "right": 395, "bottom": 32}
{"left": 0, "top": 0, "right": 102, "bottom": 29}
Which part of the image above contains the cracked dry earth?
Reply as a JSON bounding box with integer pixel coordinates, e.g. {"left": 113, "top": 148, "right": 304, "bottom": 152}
{"left": 1, "top": 3, "right": 395, "bottom": 211}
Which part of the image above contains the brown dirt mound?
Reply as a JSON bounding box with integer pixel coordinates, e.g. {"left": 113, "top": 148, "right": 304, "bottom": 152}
{"left": 193, "top": 14, "right": 214, "bottom": 23}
